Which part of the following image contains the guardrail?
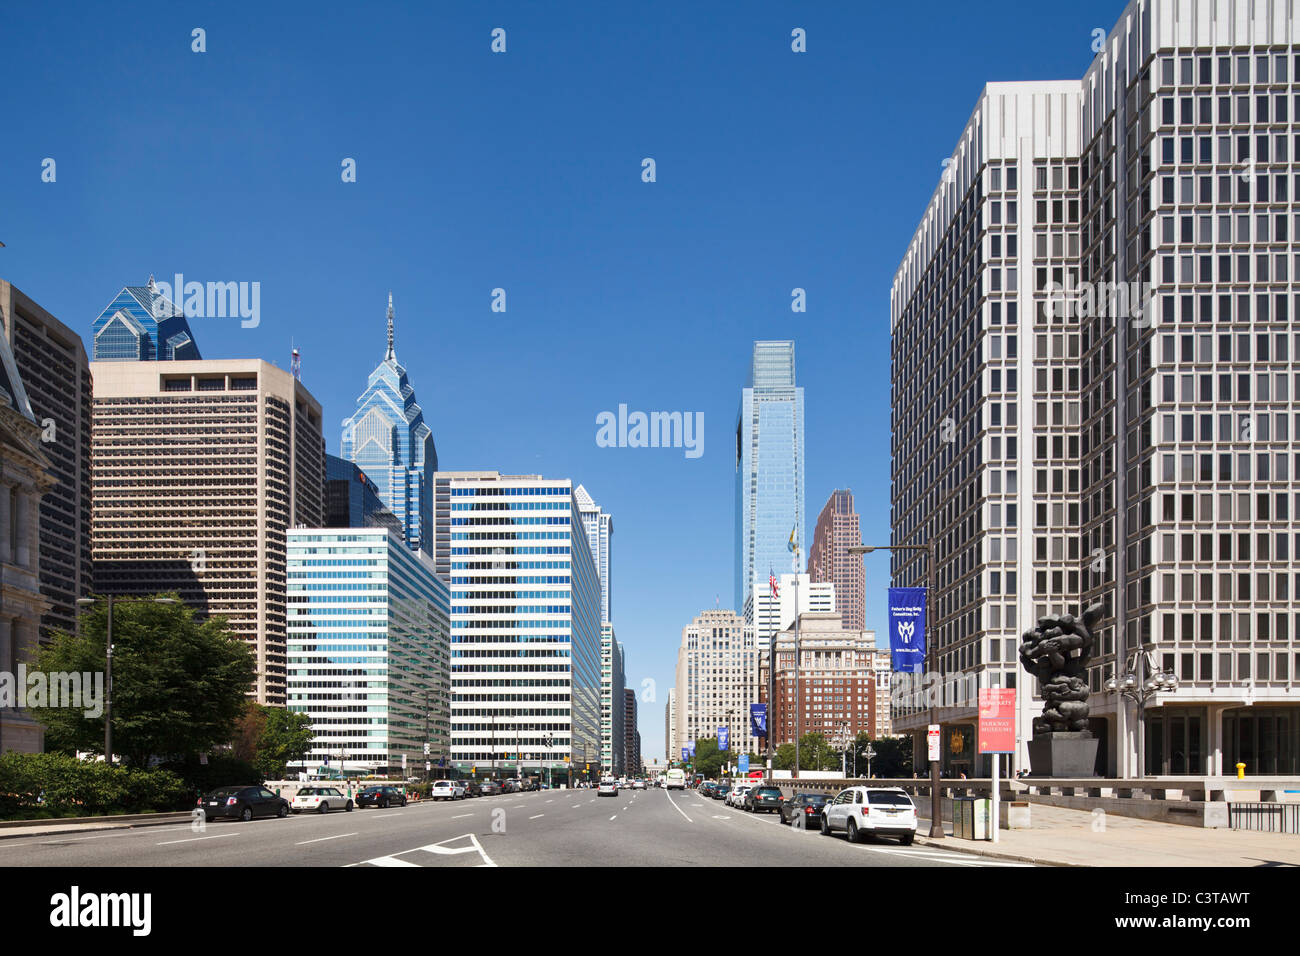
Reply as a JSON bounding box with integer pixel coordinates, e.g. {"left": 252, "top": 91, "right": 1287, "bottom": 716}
{"left": 1228, "top": 802, "right": 1300, "bottom": 834}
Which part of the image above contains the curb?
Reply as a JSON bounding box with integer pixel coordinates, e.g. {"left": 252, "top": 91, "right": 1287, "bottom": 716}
{"left": 0, "top": 812, "right": 192, "bottom": 840}
{"left": 914, "top": 833, "right": 1082, "bottom": 866}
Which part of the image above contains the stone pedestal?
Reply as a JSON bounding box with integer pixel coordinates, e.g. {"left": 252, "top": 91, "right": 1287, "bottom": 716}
{"left": 1027, "top": 732, "right": 1099, "bottom": 777}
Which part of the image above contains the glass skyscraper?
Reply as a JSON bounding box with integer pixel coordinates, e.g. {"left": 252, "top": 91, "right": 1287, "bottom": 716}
{"left": 340, "top": 295, "right": 437, "bottom": 556}
{"left": 735, "top": 340, "right": 805, "bottom": 615}
{"left": 91, "top": 276, "right": 201, "bottom": 361}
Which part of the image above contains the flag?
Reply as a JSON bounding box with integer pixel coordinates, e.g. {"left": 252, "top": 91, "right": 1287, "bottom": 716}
{"left": 788, "top": 525, "right": 798, "bottom": 553}
{"left": 769, "top": 569, "right": 779, "bottom": 598}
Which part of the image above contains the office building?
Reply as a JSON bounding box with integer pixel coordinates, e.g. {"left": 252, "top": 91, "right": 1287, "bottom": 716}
{"left": 90, "top": 359, "right": 325, "bottom": 705}
{"left": 0, "top": 328, "right": 56, "bottom": 753}
{"left": 574, "top": 484, "right": 613, "bottom": 624}
{"left": 666, "top": 687, "right": 677, "bottom": 761}
{"left": 809, "top": 489, "right": 865, "bottom": 630}
{"left": 675, "top": 609, "right": 758, "bottom": 757}
{"left": 0, "top": 281, "right": 91, "bottom": 642}
{"left": 601, "top": 623, "right": 626, "bottom": 775}
{"left": 736, "top": 340, "right": 805, "bottom": 615}
{"left": 433, "top": 470, "right": 498, "bottom": 578}
{"left": 287, "top": 528, "right": 450, "bottom": 776}
{"left": 446, "top": 473, "right": 602, "bottom": 779}
{"left": 748, "top": 572, "right": 836, "bottom": 648}
{"left": 340, "top": 295, "right": 437, "bottom": 555}
{"left": 624, "top": 687, "right": 638, "bottom": 775}
{"left": 891, "top": 0, "right": 1300, "bottom": 776}
{"left": 324, "top": 453, "right": 402, "bottom": 534}
{"left": 90, "top": 277, "right": 201, "bottom": 361}
{"left": 767, "top": 612, "right": 884, "bottom": 747}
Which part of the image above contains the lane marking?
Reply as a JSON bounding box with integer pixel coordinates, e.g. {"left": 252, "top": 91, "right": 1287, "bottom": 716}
{"left": 157, "top": 833, "right": 240, "bottom": 846}
{"left": 366, "top": 855, "right": 421, "bottom": 867}
{"left": 609, "top": 815, "right": 617, "bottom": 821}
{"left": 572, "top": 804, "right": 581, "bottom": 808}
{"left": 296, "top": 832, "right": 357, "bottom": 846}
{"left": 369, "top": 813, "right": 401, "bottom": 819}
{"left": 451, "top": 813, "right": 472, "bottom": 819}
{"left": 529, "top": 814, "right": 544, "bottom": 819}
{"left": 663, "top": 789, "right": 693, "bottom": 823}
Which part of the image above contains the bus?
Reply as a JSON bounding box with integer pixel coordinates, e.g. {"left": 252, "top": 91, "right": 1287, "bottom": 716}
{"left": 664, "top": 768, "right": 686, "bottom": 790}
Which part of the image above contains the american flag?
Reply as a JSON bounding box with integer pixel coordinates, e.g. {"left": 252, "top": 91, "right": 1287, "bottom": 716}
{"left": 769, "top": 569, "right": 779, "bottom": 598}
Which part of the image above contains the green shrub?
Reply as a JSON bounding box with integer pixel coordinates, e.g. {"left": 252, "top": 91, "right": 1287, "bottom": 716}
{"left": 0, "top": 752, "right": 188, "bottom": 818}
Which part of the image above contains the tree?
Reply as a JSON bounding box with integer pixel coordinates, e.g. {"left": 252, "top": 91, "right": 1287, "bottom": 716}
{"left": 773, "top": 735, "right": 834, "bottom": 771}
{"left": 30, "top": 595, "right": 257, "bottom": 767}
{"left": 850, "top": 734, "right": 912, "bottom": 778}
{"left": 253, "top": 706, "right": 314, "bottom": 780}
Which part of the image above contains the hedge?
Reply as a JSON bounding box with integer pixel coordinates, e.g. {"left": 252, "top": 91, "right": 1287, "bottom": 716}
{"left": 0, "top": 752, "right": 189, "bottom": 819}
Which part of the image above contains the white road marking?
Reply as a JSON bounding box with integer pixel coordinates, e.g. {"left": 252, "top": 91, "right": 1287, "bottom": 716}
{"left": 663, "top": 789, "right": 693, "bottom": 823}
{"left": 369, "top": 813, "right": 401, "bottom": 819}
{"left": 529, "top": 814, "right": 544, "bottom": 819}
{"left": 157, "top": 833, "right": 240, "bottom": 846}
{"left": 513, "top": 804, "right": 526, "bottom": 809}
{"left": 451, "top": 813, "right": 472, "bottom": 819}
{"left": 365, "top": 855, "right": 421, "bottom": 867}
{"left": 572, "top": 804, "right": 581, "bottom": 808}
{"left": 296, "top": 832, "right": 357, "bottom": 846}
{"left": 609, "top": 815, "right": 617, "bottom": 820}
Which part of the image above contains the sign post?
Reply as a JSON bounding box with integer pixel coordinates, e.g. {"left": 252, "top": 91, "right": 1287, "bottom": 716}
{"left": 978, "top": 688, "right": 1016, "bottom": 844}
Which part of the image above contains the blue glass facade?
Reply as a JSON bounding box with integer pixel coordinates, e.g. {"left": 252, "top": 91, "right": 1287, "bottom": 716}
{"left": 339, "top": 297, "right": 437, "bottom": 556}
{"left": 91, "top": 283, "right": 202, "bottom": 361}
{"left": 735, "top": 341, "right": 805, "bottom": 614}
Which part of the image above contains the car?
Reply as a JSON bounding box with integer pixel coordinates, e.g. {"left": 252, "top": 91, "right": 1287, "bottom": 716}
{"left": 711, "top": 783, "right": 729, "bottom": 800}
{"left": 727, "top": 785, "right": 752, "bottom": 808}
{"left": 356, "top": 785, "right": 408, "bottom": 809}
{"left": 743, "top": 786, "right": 783, "bottom": 813}
{"left": 501, "top": 779, "right": 519, "bottom": 794}
{"left": 291, "top": 786, "right": 354, "bottom": 814}
{"left": 478, "top": 780, "right": 503, "bottom": 797}
{"left": 430, "top": 780, "right": 465, "bottom": 801}
{"left": 461, "top": 780, "right": 482, "bottom": 798}
{"left": 597, "top": 780, "right": 618, "bottom": 797}
{"left": 632, "top": 779, "right": 647, "bottom": 790}
{"left": 820, "top": 786, "right": 917, "bottom": 845}
{"left": 198, "top": 785, "right": 290, "bottom": 822}
{"left": 780, "top": 792, "right": 829, "bottom": 828}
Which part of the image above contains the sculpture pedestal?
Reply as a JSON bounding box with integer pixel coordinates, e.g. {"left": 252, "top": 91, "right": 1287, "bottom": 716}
{"left": 1027, "top": 732, "right": 1098, "bottom": 778}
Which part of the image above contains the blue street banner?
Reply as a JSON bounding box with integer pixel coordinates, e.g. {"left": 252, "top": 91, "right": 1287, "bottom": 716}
{"left": 750, "top": 703, "right": 767, "bottom": 738}
{"left": 687, "top": 740, "right": 695, "bottom": 757}
{"left": 718, "top": 726, "right": 729, "bottom": 751}
{"left": 681, "top": 747, "right": 690, "bottom": 761}
{"left": 888, "top": 586, "right": 927, "bottom": 673}
{"left": 739, "top": 754, "right": 749, "bottom": 774}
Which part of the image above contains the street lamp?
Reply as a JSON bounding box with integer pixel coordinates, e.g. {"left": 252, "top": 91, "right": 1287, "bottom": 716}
{"left": 76, "top": 595, "right": 177, "bottom": 767}
{"left": 849, "top": 543, "right": 943, "bottom": 839}
{"left": 1106, "top": 650, "right": 1178, "bottom": 777}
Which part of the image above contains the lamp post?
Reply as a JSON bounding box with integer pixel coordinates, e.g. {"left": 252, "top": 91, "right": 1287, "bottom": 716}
{"left": 76, "top": 595, "right": 177, "bottom": 767}
{"left": 1106, "top": 650, "right": 1178, "bottom": 777}
{"left": 849, "top": 543, "right": 943, "bottom": 839}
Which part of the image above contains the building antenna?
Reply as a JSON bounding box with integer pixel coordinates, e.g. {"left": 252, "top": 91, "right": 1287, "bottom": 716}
{"left": 291, "top": 337, "right": 301, "bottom": 380}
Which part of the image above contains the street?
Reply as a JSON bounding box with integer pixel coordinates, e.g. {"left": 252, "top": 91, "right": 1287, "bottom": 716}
{"left": 0, "top": 787, "right": 1033, "bottom": 867}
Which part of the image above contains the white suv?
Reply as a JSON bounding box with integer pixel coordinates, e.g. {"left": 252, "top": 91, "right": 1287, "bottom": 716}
{"left": 430, "top": 780, "right": 465, "bottom": 801}
{"left": 727, "top": 785, "right": 752, "bottom": 808}
{"left": 820, "top": 786, "right": 916, "bottom": 845}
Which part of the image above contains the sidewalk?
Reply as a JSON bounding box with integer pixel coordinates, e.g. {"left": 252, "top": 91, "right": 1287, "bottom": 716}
{"left": 0, "top": 812, "right": 191, "bottom": 840}
{"left": 916, "top": 803, "right": 1300, "bottom": 867}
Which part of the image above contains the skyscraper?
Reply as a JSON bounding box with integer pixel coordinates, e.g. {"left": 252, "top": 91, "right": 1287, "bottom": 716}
{"left": 891, "top": 0, "right": 1300, "bottom": 777}
{"left": 675, "top": 609, "right": 757, "bottom": 757}
{"left": 809, "top": 489, "right": 865, "bottom": 631}
{"left": 600, "top": 622, "right": 626, "bottom": 775}
{"left": 90, "top": 359, "right": 325, "bottom": 705}
{"left": 90, "top": 277, "right": 201, "bottom": 361}
{"left": 340, "top": 295, "right": 437, "bottom": 556}
{"left": 574, "top": 484, "right": 613, "bottom": 624}
{"left": 323, "top": 453, "right": 403, "bottom": 535}
{"left": 736, "top": 341, "right": 805, "bottom": 616}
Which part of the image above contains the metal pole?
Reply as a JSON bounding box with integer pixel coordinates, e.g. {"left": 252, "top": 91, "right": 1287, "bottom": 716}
{"left": 104, "top": 596, "right": 114, "bottom": 766}
{"left": 793, "top": 575, "right": 800, "bottom": 778}
{"left": 926, "top": 543, "right": 942, "bottom": 838}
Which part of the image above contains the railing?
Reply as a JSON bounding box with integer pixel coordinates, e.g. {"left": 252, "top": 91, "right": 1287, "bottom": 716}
{"left": 1228, "top": 802, "right": 1300, "bottom": 834}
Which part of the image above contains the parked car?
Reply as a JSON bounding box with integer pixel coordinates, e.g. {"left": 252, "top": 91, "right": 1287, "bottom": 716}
{"left": 710, "top": 783, "right": 729, "bottom": 800}
{"left": 430, "top": 780, "right": 465, "bottom": 801}
{"left": 478, "top": 780, "right": 503, "bottom": 797}
{"left": 821, "top": 786, "right": 917, "bottom": 845}
{"left": 461, "top": 780, "right": 482, "bottom": 798}
{"left": 780, "top": 792, "right": 829, "bottom": 827}
{"left": 743, "top": 786, "right": 783, "bottom": 813}
{"left": 726, "top": 785, "right": 752, "bottom": 808}
{"left": 356, "top": 785, "right": 408, "bottom": 809}
{"left": 291, "top": 786, "right": 354, "bottom": 814}
{"left": 598, "top": 780, "right": 618, "bottom": 797}
{"left": 198, "top": 785, "right": 289, "bottom": 822}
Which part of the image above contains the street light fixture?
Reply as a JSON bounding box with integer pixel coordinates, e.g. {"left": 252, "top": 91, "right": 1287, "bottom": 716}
{"left": 76, "top": 595, "right": 178, "bottom": 767}
{"left": 848, "top": 543, "right": 943, "bottom": 839}
{"left": 1106, "top": 650, "right": 1178, "bottom": 777}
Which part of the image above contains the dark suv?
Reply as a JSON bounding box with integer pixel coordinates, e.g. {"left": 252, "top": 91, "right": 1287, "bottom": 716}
{"left": 744, "top": 786, "right": 783, "bottom": 813}
{"left": 356, "top": 785, "right": 407, "bottom": 808}
{"left": 198, "top": 785, "right": 289, "bottom": 822}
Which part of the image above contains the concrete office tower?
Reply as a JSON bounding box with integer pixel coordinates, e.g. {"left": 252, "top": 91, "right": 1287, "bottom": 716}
{"left": 809, "top": 489, "right": 865, "bottom": 630}
{"left": 601, "top": 623, "right": 626, "bottom": 775}
{"left": 666, "top": 687, "right": 677, "bottom": 761}
{"left": 574, "top": 484, "right": 613, "bottom": 624}
{"left": 0, "top": 327, "right": 56, "bottom": 753}
{"left": 675, "top": 609, "right": 758, "bottom": 757}
{"left": 445, "top": 473, "right": 602, "bottom": 779}
{"left": 748, "top": 572, "right": 836, "bottom": 649}
{"left": 873, "top": 652, "right": 894, "bottom": 738}
{"left": 623, "top": 687, "right": 638, "bottom": 775}
{"left": 433, "top": 470, "right": 499, "bottom": 578}
{"left": 768, "top": 612, "right": 883, "bottom": 747}
{"left": 90, "top": 277, "right": 201, "bottom": 361}
{"left": 0, "top": 282, "right": 91, "bottom": 643}
{"left": 90, "top": 360, "right": 325, "bottom": 705}
{"left": 287, "top": 528, "right": 450, "bottom": 776}
{"left": 893, "top": 0, "right": 1300, "bottom": 777}
{"left": 340, "top": 295, "right": 437, "bottom": 556}
{"left": 736, "top": 341, "right": 805, "bottom": 615}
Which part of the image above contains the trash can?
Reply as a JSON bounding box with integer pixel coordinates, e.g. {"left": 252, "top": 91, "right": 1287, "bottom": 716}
{"left": 953, "top": 796, "right": 992, "bottom": 840}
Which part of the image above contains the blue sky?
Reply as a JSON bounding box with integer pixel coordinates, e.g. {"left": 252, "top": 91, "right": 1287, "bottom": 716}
{"left": 3, "top": 0, "right": 1125, "bottom": 761}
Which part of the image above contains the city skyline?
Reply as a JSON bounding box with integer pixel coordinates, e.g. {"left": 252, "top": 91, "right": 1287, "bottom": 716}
{"left": 3, "top": 0, "right": 1155, "bottom": 761}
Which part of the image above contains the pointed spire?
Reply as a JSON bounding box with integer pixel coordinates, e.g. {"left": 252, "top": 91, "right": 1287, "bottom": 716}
{"left": 385, "top": 291, "right": 395, "bottom": 361}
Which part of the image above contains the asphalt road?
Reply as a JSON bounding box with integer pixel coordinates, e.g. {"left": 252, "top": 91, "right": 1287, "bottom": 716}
{"left": 0, "top": 788, "right": 1034, "bottom": 867}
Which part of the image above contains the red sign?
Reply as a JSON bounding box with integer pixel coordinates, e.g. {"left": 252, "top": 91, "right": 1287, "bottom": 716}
{"left": 747, "top": 771, "right": 764, "bottom": 779}
{"left": 978, "top": 688, "right": 1016, "bottom": 753}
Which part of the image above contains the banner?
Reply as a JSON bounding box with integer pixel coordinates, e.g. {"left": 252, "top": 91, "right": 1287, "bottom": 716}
{"left": 681, "top": 747, "right": 690, "bottom": 761}
{"left": 979, "top": 688, "right": 1016, "bottom": 753}
{"left": 750, "top": 703, "right": 767, "bottom": 738}
{"left": 718, "top": 726, "right": 729, "bottom": 751}
{"left": 888, "top": 586, "right": 927, "bottom": 673}
{"left": 687, "top": 740, "right": 695, "bottom": 757}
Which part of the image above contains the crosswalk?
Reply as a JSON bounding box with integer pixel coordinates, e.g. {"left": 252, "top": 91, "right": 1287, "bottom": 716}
{"left": 350, "top": 833, "right": 496, "bottom": 868}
